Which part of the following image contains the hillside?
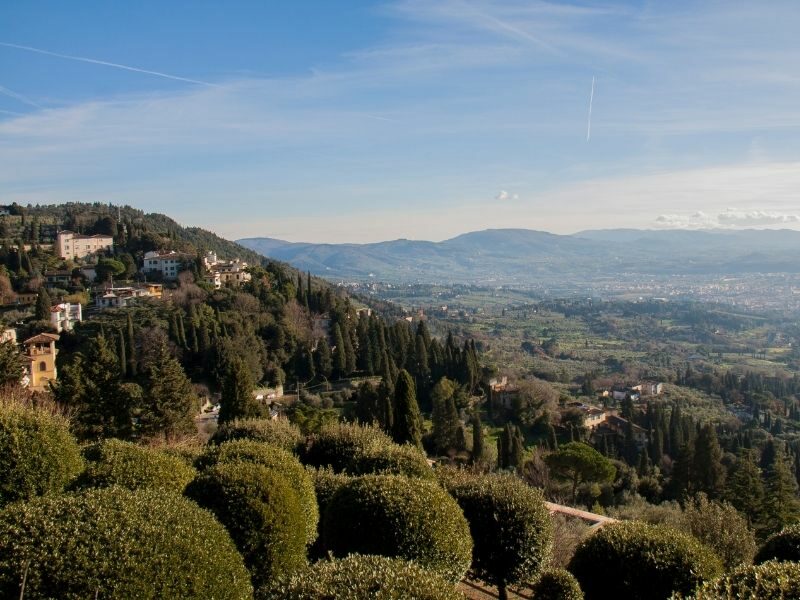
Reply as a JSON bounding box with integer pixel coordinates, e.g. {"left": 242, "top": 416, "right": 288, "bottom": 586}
{"left": 238, "top": 228, "right": 800, "bottom": 283}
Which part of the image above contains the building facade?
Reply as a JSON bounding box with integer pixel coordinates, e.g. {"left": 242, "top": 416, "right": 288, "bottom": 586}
{"left": 22, "top": 333, "right": 59, "bottom": 392}
{"left": 56, "top": 231, "right": 114, "bottom": 260}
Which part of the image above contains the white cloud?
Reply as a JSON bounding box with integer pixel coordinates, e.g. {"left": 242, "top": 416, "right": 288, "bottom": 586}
{"left": 717, "top": 209, "right": 800, "bottom": 226}
{"left": 495, "top": 190, "right": 518, "bottom": 201}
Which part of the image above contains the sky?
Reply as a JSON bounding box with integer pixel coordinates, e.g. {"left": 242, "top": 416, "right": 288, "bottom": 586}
{"left": 2, "top": 1, "right": 800, "bottom": 243}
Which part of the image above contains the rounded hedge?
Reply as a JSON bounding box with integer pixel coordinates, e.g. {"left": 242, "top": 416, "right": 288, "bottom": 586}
{"left": 568, "top": 521, "right": 723, "bottom": 600}
{"left": 308, "top": 467, "right": 352, "bottom": 559}
{"left": 530, "top": 569, "right": 584, "bottom": 600}
{"left": 0, "top": 398, "right": 83, "bottom": 506}
{"left": 323, "top": 474, "right": 473, "bottom": 583}
{"left": 689, "top": 560, "right": 800, "bottom": 600}
{"left": 185, "top": 461, "right": 307, "bottom": 588}
{"left": 447, "top": 473, "right": 553, "bottom": 594}
{"left": 212, "top": 418, "right": 304, "bottom": 453}
{"left": 348, "top": 443, "right": 435, "bottom": 479}
{"left": 301, "top": 422, "right": 392, "bottom": 471}
{"left": 197, "top": 439, "right": 319, "bottom": 544}
{"left": 77, "top": 438, "right": 196, "bottom": 493}
{"left": 754, "top": 523, "right": 800, "bottom": 564}
{"left": 258, "top": 554, "right": 465, "bottom": 600}
{"left": 0, "top": 486, "right": 252, "bottom": 599}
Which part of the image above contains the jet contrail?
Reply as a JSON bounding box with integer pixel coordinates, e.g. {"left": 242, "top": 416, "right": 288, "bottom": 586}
{"left": 0, "top": 84, "right": 41, "bottom": 108}
{"left": 0, "top": 41, "right": 218, "bottom": 87}
{"left": 586, "top": 75, "right": 595, "bottom": 141}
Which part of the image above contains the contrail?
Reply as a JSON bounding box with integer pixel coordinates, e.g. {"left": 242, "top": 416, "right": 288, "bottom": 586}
{"left": 0, "top": 84, "right": 41, "bottom": 108}
{"left": 0, "top": 41, "right": 218, "bottom": 87}
{"left": 586, "top": 75, "right": 595, "bottom": 141}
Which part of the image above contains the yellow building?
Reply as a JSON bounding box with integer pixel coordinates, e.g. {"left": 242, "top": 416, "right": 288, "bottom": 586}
{"left": 23, "top": 333, "right": 59, "bottom": 392}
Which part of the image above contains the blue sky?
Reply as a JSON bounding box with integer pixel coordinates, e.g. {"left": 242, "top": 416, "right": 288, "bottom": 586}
{"left": 2, "top": 1, "right": 800, "bottom": 242}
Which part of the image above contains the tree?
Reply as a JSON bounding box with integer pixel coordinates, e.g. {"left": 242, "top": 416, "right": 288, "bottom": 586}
{"left": 431, "top": 377, "right": 459, "bottom": 454}
{"left": 391, "top": 369, "right": 423, "bottom": 449}
{"left": 445, "top": 473, "right": 553, "bottom": 600}
{"left": 761, "top": 452, "right": 800, "bottom": 536}
{"left": 218, "top": 357, "right": 261, "bottom": 424}
{"left": 545, "top": 442, "right": 616, "bottom": 504}
{"left": 315, "top": 337, "right": 332, "bottom": 379}
{"left": 725, "top": 450, "right": 764, "bottom": 527}
{"left": 497, "top": 423, "right": 525, "bottom": 472}
{"left": 126, "top": 312, "right": 137, "bottom": 377}
{"left": 692, "top": 424, "right": 725, "bottom": 499}
{"left": 0, "top": 341, "right": 23, "bottom": 387}
{"left": 95, "top": 257, "right": 126, "bottom": 282}
{"left": 34, "top": 287, "right": 52, "bottom": 321}
{"left": 471, "top": 411, "right": 485, "bottom": 464}
{"left": 332, "top": 324, "right": 347, "bottom": 379}
{"left": 139, "top": 343, "right": 198, "bottom": 438}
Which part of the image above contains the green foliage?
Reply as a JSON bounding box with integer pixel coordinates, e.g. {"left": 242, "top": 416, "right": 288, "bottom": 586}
{"left": 196, "top": 439, "right": 318, "bottom": 545}
{"left": 346, "top": 443, "right": 434, "bottom": 479}
{"left": 0, "top": 486, "right": 252, "bottom": 599}
{"left": 77, "top": 438, "right": 196, "bottom": 493}
{"left": 185, "top": 462, "right": 307, "bottom": 588}
{"left": 446, "top": 472, "right": 553, "bottom": 596}
{"left": 688, "top": 561, "right": 800, "bottom": 600}
{"left": 0, "top": 341, "right": 23, "bottom": 386}
{"left": 212, "top": 417, "right": 304, "bottom": 453}
{"left": 138, "top": 343, "right": 198, "bottom": 437}
{"left": 546, "top": 442, "right": 616, "bottom": 503}
{"left": 323, "top": 474, "right": 473, "bottom": 583}
{"left": 754, "top": 523, "right": 800, "bottom": 564}
{"left": 568, "top": 521, "right": 723, "bottom": 600}
{"left": 258, "top": 554, "right": 465, "bottom": 600}
{"left": 679, "top": 493, "right": 756, "bottom": 570}
{"left": 219, "top": 357, "right": 262, "bottom": 423}
{"left": 391, "top": 369, "right": 423, "bottom": 449}
{"left": 34, "top": 288, "right": 52, "bottom": 321}
{"left": 0, "top": 395, "right": 83, "bottom": 506}
{"left": 530, "top": 569, "right": 584, "bottom": 600}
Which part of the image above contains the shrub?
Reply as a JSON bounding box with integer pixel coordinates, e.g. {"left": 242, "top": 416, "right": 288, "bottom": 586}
{"left": 447, "top": 473, "right": 553, "bottom": 598}
{"left": 212, "top": 417, "right": 304, "bottom": 453}
{"left": 754, "top": 523, "right": 800, "bottom": 564}
{"left": 301, "top": 422, "right": 392, "bottom": 472}
{"left": 530, "top": 569, "right": 584, "bottom": 600}
{"left": 77, "top": 438, "right": 196, "bottom": 493}
{"left": 323, "top": 474, "right": 472, "bottom": 583}
{"left": 0, "top": 486, "right": 252, "bottom": 599}
{"left": 308, "top": 467, "right": 351, "bottom": 558}
{"left": 689, "top": 561, "right": 800, "bottom": 599}
{"left": 568, "top": 521, "right": 723, "bottom": 600}
{"left": 197, "top": 439, "right": 319, "bottom": 544}
{"left": 258, "top": 554, "right": 464, "bottom": 600}
{"left": 679, "top": 494, "right": 756, "bottom": 570}
{"left": 348, "top": 443, "right": 434, "bottom": 479}
{"left": 185, "top": 461, "right": 307, "bottom": 587}
{"left": 0, "top": 395, "right": 83, "bottom": 506}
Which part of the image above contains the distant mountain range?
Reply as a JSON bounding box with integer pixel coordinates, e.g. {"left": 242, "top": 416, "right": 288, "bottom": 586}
{"left": 237, "top": 229, "right": 800, "bottom": 283}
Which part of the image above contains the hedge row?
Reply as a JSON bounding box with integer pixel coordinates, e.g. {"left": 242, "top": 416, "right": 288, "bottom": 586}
{"left": 212, "top": 418, "right": 304, "bottom": 453}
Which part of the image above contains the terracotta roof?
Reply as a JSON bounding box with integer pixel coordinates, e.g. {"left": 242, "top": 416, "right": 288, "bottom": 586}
{"left": 23, "top": 333, "right": 60, "bottom": 344}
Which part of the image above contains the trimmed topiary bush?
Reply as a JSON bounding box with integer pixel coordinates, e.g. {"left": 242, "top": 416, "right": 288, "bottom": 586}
{"left": 0, "top": 395, "right": 83, "bottom": 506}
{"left": 185, "top": 461, "right": 307, "bottom": 587}
{"left": 212, "top": 417, "right": 304, "bottom": 453}
{"left": 447, "top": 473, "right": 553, "bottom": 599}
{"left": 197, "top": 439, "right": 319, "bottom": 544}
{"left": 530, "top": 569, "right": 583, "bottom": 600}
{"left": 302, "top": 422, "right": 392, "bottom": 472}
{"left": 569, "top": 521, "right": 723, "bottom": 600}
{"left": 308, "top": 467, "right": 352, "bottom": 558}
{"left": 689, "top": 560, "right": 800, "bottom": 599}
{"left": 258, "top": 554, "right": 465, "bottom": 600}
{"left": 348, "top": 443, "right": 434, "bottom": 479}
{"left": 323, "top": 474, "right": 473, "bottom": 583}
{"left": 77, "top": 438, "right": 196, "bottom": 493}
{"left": 754, "top": 523, "right": 800, "bottom": 564}
{"left": 0, "top": 486, "right": 252, "bottom": 599}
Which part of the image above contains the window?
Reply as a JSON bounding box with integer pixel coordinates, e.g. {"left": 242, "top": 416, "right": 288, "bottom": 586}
{"left": 39, "top": 361, "right": 47, "bottom": 372}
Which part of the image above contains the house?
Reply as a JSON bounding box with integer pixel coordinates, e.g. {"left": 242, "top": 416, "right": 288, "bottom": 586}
{"left": 0, "top": 329, "right": 17, "bottom": 344}
{"left": 44, "top": 270, "right": 74, "bottom": 289}
{"left": 253, "top": 385, "right": 284, "bottom": 401}
{"left": 50, "top": 303, "right": 82, "bottom": 332}
{"left": 202, "top": 252, "right": 251, "bottom": 288}
{"left": 56, "top": 230, "right": 113, "bottom": 260}
{"left": 561, "top": 401, "right": 608, "bottom": 429}
{"left": 634, "top": 382, "right": 664, "bottom": 396}
{"left": 94, "top": 286, "right": 153, "bottom": 309}
{"left": 602, "top": 414, "right": 648, "bottom": 445}
{"left": 142, "top": 250, "right": 194, "bottom": 280}
{"left": 22, "top": 333, "right": 59, "bottom": 392}
{"left": 489, "top": 376, "right": 519, "bottom": 410}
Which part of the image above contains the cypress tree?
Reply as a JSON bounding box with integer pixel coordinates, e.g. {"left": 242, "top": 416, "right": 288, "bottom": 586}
{"left": 693, "top": 424, "right": 725, "bottom": 499}
{"left": 315, "top": 337, "right": 333, "bottom": 379}
{"left": 117, "top": 330, "right": 127, "bottom": 378}
{"left": 219, "top": 358, "right": 260, "bottom": 424}
{"left": 139, "top": 343, "right": 198, "bottom": 437}
{"left": 34, "top": 287, "right": 52, "bottom": 321}
{"left": 762, "top": 454, "right": 800, "bottom": 535}
{"left": 126, "top": 312, "right": 137, "bottom": 377}
{"left": 472, "top": 411, "right": 484, "bottom": 464}
{"left": 332, "top": 324, "right": 347, "bottom": 378}
{"left": 725, "top": 450, "right": 764, "bottom": 527}
{"left": 391, "top": 369, "right": 423, "bottom": 449}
